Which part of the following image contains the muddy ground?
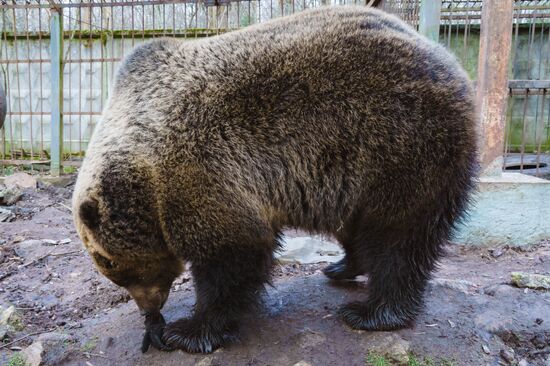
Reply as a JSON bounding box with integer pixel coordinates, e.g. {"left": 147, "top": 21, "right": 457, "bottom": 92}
{"left": 0, "top": 175, "right": 549, "bottom": 366}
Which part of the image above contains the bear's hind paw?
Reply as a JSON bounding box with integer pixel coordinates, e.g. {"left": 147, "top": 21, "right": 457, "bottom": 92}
{"left": 340, "top": 301, "right": 414, "bottom": 331}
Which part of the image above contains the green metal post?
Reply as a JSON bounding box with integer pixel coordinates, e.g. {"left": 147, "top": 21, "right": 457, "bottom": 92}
{"left": 419, "top": 0, "right": 442, "bottom": 42}
{"left": 50, "top": 7, "right": 63, "bottom": 176}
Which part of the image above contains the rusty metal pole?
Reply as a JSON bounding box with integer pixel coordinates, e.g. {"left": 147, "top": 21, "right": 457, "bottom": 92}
{"left": 476, "top": 0, "right": 513, "bottom": 175}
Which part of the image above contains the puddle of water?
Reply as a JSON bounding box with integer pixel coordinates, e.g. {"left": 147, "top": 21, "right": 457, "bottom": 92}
{"left": 277, "top": 236, "right": 344, "bottom": 264}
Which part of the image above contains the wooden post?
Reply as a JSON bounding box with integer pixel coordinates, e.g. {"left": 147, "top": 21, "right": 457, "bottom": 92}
{"left": 476, "top": 0, "right": 514, "bottom": 175}
{"left": 419, "top": 0, "right": 442, "bottom": 42}
{"left": 50, "top": 7, "right": 63, "bottom": 176}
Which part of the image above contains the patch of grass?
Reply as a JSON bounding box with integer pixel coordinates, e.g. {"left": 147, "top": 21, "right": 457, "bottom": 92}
{"left": 407, "top": 354, "right": 457, "bottom": 366}
{"left": 6, "top": 312, "right": 25, "bottom": 332}
{"left": 366, "top": 352, "right": 390, "bottom": 366}
{"left": 62, "top": 165, "right": 77, "bottom": 174}
{"left": 408, "top": 354, "right": 422, "bottom": 366}
{"left": 80, "top": 336, "right": 98, "bottom": 353}
{"left": 2, "top": 165, "right": 16, "bottom": 176}
{"left": 438, "top": 359, "right": 457, "bottom": 366}
{"left": 7, "top": 353, "right": 26, "bottom": 366}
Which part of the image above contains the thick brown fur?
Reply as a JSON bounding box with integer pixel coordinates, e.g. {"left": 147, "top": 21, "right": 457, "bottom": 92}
{"left": 72, "top": 6, "right": 478, "bottom": 354}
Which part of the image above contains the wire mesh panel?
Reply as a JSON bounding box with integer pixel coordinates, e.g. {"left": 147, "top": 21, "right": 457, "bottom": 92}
{"left": 0, "top": 4, "right": 51, "bottom": 171}
{"left": 381, "top": 0, "right": 420, "bottom": 28}
{"left": 1, "top": 0, "right": 381, "bottom": 172}
{"left": 505, "top": 2, "right": 550, "bottom": 179}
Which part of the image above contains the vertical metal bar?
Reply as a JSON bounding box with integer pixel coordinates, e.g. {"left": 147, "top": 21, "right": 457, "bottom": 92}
{"left": 476, "top": 0, "right": 514, "bottom": 174}
{"left": 446, "top": 1, "right": 453, "bottom": 48}
{"left": 535, "top": 90, "right": 546, "bottom": 177}
{"left": 79, "top": 2, "right": 84, "bottom": 158}
{"left": 503, "top": 89, "right": 513, "bottom": 168}
{"left": 25, "top": 5, "right": 34, "bottom": 169}
{"left": 50, "top": 7, "right": 63, "bottom": 176}
{"left": 67, "top": 6, "right": 73, "bottom": 161}
{"left": 38, "top": 7, "right": 45, "bottom": 165}
{"left": 520, "top": 89, "right": 529, "bottom": 173}
{"left": 12, "top": 7, "right": 22, "bottom": 160}
{"left": 419, "top": 0, "right": 441, "bottom": 42}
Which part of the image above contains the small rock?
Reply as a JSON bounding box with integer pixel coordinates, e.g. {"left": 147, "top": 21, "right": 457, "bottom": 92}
{"left": 21, "top": 341, "right": 44, "bottom": 366}
{"left": 535, "top": 318, "right": 544, "bottom": 325}
{"left": 482, "top": 344, "right": 491, "bottom": 354}
{"left": 14, "top": 240, "right": 43, "bottom": 260}
{"left": 293, "top": 362, "right": 313, "bottom": 366}
{"left": 0, "top": 305, "right": 16, "bottom": 325}
{"left": 430, "top": 278, "right": 478, "bottom": 294}
{"left": 0, "top": 207, "right": 15, "bottom": 222}
{"left": 530, "top": 333, "right": 546, "bottom": 349}
{"left": 511, "top": 272, "right": 550, "bottom": 290}
{"left": 490, "top": 247, "right": 507, "bottom": 258}
{"left": 13, "top": 235, "right": 25, "bottom": 243}
{"left": 484, "top": 284, "right": 515, "bottom": 297}
{"left": 370, "top": 335, "right": 411, "bottom": 365}
{"left": 474, "top": 310, "right": 513, "bottom": 333}
{"left": 58, "top": 238, "right": 71, "bottom": 245}
{"left": 195, "top": 357, "right": 213, "bottom": 366}
{"left": 500, "top": 348, "right": 515, "bottom": 364}
{"left": 298, "top": 331, "right": 326, "bottom": 348}
{"left": 35, "top": 332, "right": 72, "bottom": 365}
{"left": 518, "top": 359, "right": 529, "bottom": 366}
{"left": 316, "top": 250, "right": 340, "bottom": 256}
{"left": 4, "top": 172, "right": 37, "bottom": 189}
{"left": 100, "top": 336, "right": 114, "bottom": 351}
{"left": 0, "top": 186, "right": 22, "bottom": 205}
{"left": 42, "top": 239, "right": 58, "bottom": 246}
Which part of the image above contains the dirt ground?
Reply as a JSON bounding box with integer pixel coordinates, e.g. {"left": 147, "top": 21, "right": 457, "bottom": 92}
{"left": 0, "top": 175, "right": 549, "bottom": 366}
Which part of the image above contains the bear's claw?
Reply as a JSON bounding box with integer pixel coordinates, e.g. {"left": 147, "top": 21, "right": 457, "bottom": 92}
{"left": 141, "top": 312, "right": 173, "bottom": 353}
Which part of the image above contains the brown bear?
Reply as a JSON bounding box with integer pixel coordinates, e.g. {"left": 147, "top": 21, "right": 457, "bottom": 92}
{"left": 72, "top": 6, "right": 477, "bottom": 354}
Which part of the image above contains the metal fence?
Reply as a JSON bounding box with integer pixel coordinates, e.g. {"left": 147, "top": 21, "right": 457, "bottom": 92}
{"left": 505, "top": 3, "right": 550, "bottom": 178}
{"left": 1, "top": 0, "right": 550, "bottom": 178}
{"left": 1, "top": 0, "right": 383, "bottom": 174}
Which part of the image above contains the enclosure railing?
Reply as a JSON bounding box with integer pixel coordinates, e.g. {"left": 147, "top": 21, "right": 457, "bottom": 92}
{"left": 1, "top": 0, "right": 549, "bottom": 178}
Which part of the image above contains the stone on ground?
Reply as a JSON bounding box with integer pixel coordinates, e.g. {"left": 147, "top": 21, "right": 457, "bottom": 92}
{"left": 4, "top": 172, "right": 37, "bottom": 190}
{"left": 510, "top": 272, "right": 550, "bottom": 290}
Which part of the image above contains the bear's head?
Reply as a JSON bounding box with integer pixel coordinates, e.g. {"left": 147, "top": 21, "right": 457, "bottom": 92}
{"left": 73, "top": 156, "right": 184, "bottom": 316}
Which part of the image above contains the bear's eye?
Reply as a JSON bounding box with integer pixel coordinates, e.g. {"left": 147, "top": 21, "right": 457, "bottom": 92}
{"left": 92, "top": 252, "right": 116, "bottom": 270}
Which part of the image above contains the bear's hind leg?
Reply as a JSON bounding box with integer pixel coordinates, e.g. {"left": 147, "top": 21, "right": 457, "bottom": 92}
{"left": 324, "top": 217, "right": 367, "bottom": 281}
{"left": 341, "top": 214, "right": 447, "bottom": 330}
{"left": 163, "top": 237, "right": 277, "bottom": 353}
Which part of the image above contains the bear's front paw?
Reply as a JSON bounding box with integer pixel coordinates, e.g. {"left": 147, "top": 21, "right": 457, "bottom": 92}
{"left": 340, "top": 301, "right": 413, "bottom": 331}
{"left": 141, "top": 312, "right": 173, "bottom": 353}
{"left": 162, "top": 318, "right": 238, "bottom": 354}
{"left": 323, "top": 258, "right": 362, "bottom": 281}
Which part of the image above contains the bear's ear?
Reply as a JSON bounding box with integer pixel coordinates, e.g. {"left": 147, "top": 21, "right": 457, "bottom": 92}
{"left": 79, "top": 198, "right": 100, "bottom": 229}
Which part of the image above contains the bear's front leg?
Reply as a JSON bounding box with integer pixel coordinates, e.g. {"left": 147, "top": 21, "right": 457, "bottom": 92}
{"left": 163, "top": 243, "right": 275, "bottom": 353}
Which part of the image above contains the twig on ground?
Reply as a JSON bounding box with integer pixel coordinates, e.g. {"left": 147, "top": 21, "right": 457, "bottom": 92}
{"left": 21, "top": 248, "right": 81, "bottom": 268}
{"left": 0, "top": 328, "right": 56, "bottom": 350}
{"left": 21, "top": 247, "right": 60, "bottom": 268}
{"left": 58, "top": 202, "right": 73, "bottom": 212}
{"left": 83, "top": 352, "right": 110, "bottom": 359}
{"left": 0, "top": 324, "right": 80, "bottom": 350}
